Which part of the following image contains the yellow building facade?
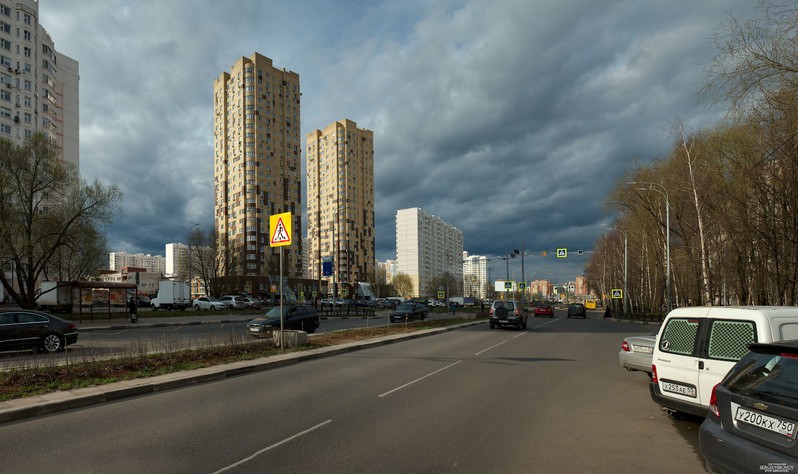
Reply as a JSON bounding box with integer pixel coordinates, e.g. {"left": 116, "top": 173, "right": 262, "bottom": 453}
{"left": 306, "top": 119, "right": 375, "bottom": 296}
{"left": 213, "top": 53, "right": 303, "bottom": 290}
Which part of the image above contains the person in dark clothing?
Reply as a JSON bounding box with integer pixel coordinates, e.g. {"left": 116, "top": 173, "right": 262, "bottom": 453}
{"left": 603, "top": 305, "right": 611, "bottom": 319}
{"left": 129, "top": 297, "right": 138, "bottom": 323}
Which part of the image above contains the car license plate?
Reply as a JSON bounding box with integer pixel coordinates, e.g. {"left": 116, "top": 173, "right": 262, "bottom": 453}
{"left": 499, "top": 320, "right": 508, "bottom": 324}
{"left": 632, "top": 345, "right": 653, "bottom": 354}
{"left": 249, "top": 327, "right": 260, "bottom": 332}
{"left": 735, "top": 405, "right": 797, "bottom": 438}
{"left": 661, "top": 380, "right": 697, "bottom": 398}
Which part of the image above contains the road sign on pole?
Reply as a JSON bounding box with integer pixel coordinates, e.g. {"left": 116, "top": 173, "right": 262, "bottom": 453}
{"left": 611, "top": 289, "right": 623, "bottom": 299}
{"left": 269, "top": 212, "right": 292, "bottom": 247}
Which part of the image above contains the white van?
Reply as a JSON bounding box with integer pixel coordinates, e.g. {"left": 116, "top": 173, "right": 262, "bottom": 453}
{"left": 651, "top": 306, "right": 798, "bottom": 417}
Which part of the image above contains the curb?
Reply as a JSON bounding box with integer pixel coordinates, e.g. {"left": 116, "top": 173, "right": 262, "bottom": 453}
{"left": 0, "top": 320, "right": 486, "bottom": 424}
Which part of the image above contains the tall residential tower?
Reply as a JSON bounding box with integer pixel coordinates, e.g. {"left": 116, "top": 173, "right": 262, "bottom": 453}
{"left": 213, "top": 53, "right": 302, "bottom": 294}
{"left": 306, "top": 119, "right": 375, "bottom": 297}
{"left": 0, "top": 0, "right": 78, "bottom": 167}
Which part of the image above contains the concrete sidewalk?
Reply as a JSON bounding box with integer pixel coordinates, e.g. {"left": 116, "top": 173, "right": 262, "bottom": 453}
{"left": 0, "top": 318, "right": 484, "bottom": 424}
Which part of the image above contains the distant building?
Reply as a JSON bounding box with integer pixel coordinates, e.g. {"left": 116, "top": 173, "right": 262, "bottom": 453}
{"left": 396, "top": 208, "right": 463, "bottom": 298}
{"left": 463, "top": 251, "right": 487, "bottom": 299}
{"left": 109, "top": 251, "right": 164, "bottom": 274}
{"left": 165, "top": 243, "right": 188, "bottom": 279}
{"left": 98, "top": 267, "right": 160, "bottom": 296}
{"left": 529, "top": 279, "right": 553, "bottom": 299}
{"left": 306, "top": 119, "right": 375, "bottom": 297}
{"left": 574, "top": 276, "right": 589, "bottom": 296}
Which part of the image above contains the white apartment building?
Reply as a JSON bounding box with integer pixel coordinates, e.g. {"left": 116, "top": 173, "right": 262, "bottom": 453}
{"left": 396, "top": 208, "right": 463, "bottom": 298}
{"left": 0, "top": 0, "right": 78, "bottom": 166}
{"left": 109, "top": 251, "right": 165, "bottom": 274}
{"left": 165, "top": 243, "right": 189, "bottom": 279}
{"left": 462, "top": 251, "right": 487, "bottom": 299}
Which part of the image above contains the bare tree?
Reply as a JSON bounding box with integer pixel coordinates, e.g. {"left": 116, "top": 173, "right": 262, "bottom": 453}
{"left": 0, "top": 133, "right": 121, "bottom": 308}
{"left": 188, "top": 226, "right": 224, "bottom": 298}
{"left": 392, "top": 272, "right": 413, "bottom": 298}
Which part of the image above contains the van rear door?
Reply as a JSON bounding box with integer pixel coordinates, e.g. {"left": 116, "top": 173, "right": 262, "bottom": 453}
{"left": 698, "top": 318, "right": 757, "bottom": 406}
{"left": 655, "top": 317, "right": 703, "bottom": 404}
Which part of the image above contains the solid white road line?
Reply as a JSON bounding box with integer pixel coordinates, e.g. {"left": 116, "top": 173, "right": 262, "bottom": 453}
{"left": 213, "top": 419, "right": 333, "bottom": 473}
{"left": 378, "top": 360, "right": 463, "bottom": 398}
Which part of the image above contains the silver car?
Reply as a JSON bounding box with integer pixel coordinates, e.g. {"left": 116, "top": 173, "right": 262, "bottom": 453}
{"left": 218, "top": 295, "right": 247, "bottom": 310}
{"left": 618, "top": 334, "right": 655, "bottom": 376}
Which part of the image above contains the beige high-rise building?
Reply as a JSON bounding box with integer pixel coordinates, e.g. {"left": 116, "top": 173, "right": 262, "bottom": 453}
{"left": 306, "top": 119, "right": 375, "bottom": 297}
{"left": 213, "top": 53, "right": 302, "bottom": 293}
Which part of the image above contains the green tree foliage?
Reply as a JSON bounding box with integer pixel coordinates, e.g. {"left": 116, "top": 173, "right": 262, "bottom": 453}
{"left": 590, "top": 2, "right": 798, "bottom": 312}
{"left": 0, "top": 133, "right": 121, "bottom": 308}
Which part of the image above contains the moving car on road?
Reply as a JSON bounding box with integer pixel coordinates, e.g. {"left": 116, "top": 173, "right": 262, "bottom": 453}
{"left": 389, "top": 303, "right": 428, "bottom": 323}
{"left": 534, "top": 304, "right": 554, "bottom": 318}
{"left": 700, "top": 340, "right": 798, "bottom": 472}
{"left": 247, "top": 305, "right": 320, "bottom": 336}
{"left": 567, "top": 303, "right": 587, "bottom": 318}
{"left": 489, "top": 300, "right": 527, "bottom": 330}
{"left": 618, "top": 334, "right": 656, "bottom": 377}
{"left": 0, "top": 309, "right": 78, "bottom": 353}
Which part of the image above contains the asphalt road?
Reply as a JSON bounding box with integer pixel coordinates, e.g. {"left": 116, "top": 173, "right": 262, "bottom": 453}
{"left": 0, "top": 311, "right": 706, "bottom": 473}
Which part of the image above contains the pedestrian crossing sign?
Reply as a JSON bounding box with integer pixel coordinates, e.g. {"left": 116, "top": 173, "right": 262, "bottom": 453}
{"left": 557, "top": 248, "right": 567, "bottom": 258}
{"left": 269, "top": 212, "right": 292, "bottom": 247}
{"left": 611, "top": 289, "right": 623, "bottom": 299}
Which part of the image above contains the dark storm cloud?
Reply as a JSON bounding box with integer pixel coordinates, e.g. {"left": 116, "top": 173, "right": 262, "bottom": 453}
{"left": 41, "top": 0, "right": 755, "bottom": 281}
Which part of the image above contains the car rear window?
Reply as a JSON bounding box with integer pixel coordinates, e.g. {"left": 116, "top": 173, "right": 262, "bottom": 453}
{"left": 725, "top": 351, "right": 798, "bottom": 409}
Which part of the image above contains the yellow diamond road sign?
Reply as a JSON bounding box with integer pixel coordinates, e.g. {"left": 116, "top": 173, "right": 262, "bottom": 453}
{"left": 270, "top": 212, "right": 292, "bottom": 247}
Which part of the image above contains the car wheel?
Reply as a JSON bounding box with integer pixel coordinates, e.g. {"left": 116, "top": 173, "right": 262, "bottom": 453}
{"left": 42, "top": 333, "right": 63, "bottom": 353}
{"left": 194, "top": 304, "right": 201, "bottom": 311}
{"left": 489, "top": 323, "right": 495, "bottom": 329}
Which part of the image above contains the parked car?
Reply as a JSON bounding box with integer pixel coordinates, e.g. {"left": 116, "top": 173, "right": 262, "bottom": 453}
{"left": 219, "top": 295, "right": 247, "bottom": 310}
{"left": 534, "top": 304, "right": 554, "bottom": 318}
{"left": 247, "top": 305, "right": 320, "bottom": 336}
{"left": 0, "top": 309, "right": 78, "bottom": 353}
{"left": 489, "top": 300, "right": 527, "bottom": 330}
{"left": 700, "top": 340, "right": 798, "bottom": 472}
{"left": 567, "top": 303, "right": 587, "bottom": 318}
{"left": 192, "top": 296, "right": 225, "bottom": 311}
{"left": 618, "top": 334, "right": 656, "bottom": 377}
{"left": 651, "top": 306, "right": 798, "bottom": 418}
{"left": 239, "top": 297, "right": 262, "bottom": 310}
{"left": 389, "top": 303, "right": 428, "bottom": 323}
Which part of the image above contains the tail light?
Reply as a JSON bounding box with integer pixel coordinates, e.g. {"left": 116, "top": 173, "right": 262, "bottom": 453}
{"left": 708, "top": 384, "right": 720, "bottom": 418}
{"left": 67, "top": 323, "right": 77, "bottom": 331}
{"left": 621, "top": 341, "right": 630, "bottom": 352}
{"left": 489, "top": 308, "right": 494, "bottom": 316}
{"left": 514, "top": 309, "right": 520, "bottom": 316}
{"left": 652, "top": 364, "right": 658, "bottom": 383}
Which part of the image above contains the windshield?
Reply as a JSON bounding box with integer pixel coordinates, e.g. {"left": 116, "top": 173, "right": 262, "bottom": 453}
{"left": 396, "top": 303, "right": 413, "bottom": 311}
{"left": 208, "top": 297, "right": 220, "bottom": 302}
{"left": 264, "top": 307, "right": 287, "bottom": 317}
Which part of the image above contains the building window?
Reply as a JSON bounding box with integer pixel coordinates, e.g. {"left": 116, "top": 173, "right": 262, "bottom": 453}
{"left": 23, "top": 46, "right": 30, "bottom": 57}
{"left": 0, "top": 89, "right": 9, "bottom": 101}
{"left": 23, "top": 30, "right": 30, "bottom": 41}
{"left": 0, "top": 123, "right": 10, "bottom": 134}
{"left": 0, "top": 5, "right": 8, "bottom": 17}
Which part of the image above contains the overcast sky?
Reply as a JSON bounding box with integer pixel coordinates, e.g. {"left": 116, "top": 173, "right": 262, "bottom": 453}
{"left": 41, "top": 0, "right": 756, "bottom": 284}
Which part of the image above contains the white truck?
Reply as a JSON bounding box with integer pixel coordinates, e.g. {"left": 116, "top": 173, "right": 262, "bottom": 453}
{"left": 151, "top": 281, "right": 191, "bottom": 311}
{"left": 37, "top": 281, "right": 73, "bottom": 313}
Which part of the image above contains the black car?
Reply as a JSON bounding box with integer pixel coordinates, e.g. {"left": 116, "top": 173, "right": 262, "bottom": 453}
{"left": 567, "top": 303, "right": 587, "bottom": 318}
{"left": 389, "top": 303, "right": 428, "bottom": 323}
{"left": 0, "top": 309, "right": 78, "bottom": 353}
{"left": 247, "top": 305, "right": 320, "bottom": 336}
{"left": 700, "top": 340, "right": 798, "bottom": 472}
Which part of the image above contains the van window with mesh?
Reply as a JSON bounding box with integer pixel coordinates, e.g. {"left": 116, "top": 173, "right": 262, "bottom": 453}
{"left": 660, "top": 318, "right": 699, "bottom": 356}
{"left": 707, "top": 320, "right": 755, "bottom": 361}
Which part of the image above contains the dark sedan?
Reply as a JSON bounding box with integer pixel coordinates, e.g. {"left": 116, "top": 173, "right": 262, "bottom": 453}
{"left": 389, "top": 303, "right": 428, "bottom": 323}
{"left": 567, "top": 303, "right": 587, "bottom": 318}
{"left": 0, "top": 309, "right": 78, "bottom": 353}
{"left": 247, "top": 305, "right": 320, "bottom": 336}
{"left": 700, "top": 340, "right": 798, "bottom": 472}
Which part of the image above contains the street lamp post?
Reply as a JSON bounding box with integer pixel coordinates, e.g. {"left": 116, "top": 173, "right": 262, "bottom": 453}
{"left": 629, "top": 181, "right": 670, "bottom": 313}
{"left": 187, "top": 223, "right": 199, "bottom": 298}
{"left": 332, "top": 201, "right": 348, "bottom": 301}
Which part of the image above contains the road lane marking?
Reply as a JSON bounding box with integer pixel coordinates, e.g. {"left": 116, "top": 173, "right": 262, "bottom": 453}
{"left": 531, "top": 317, "right": 561, "bottom": 330}
{"left": 512, "top": 332, "right": 525, "bottom": 339}
{"left": 213, "top": 419, "right": 333, "bottom": 473}
{"left": 378, "top": 360, "right": 463, "bottom": 398}
{"left": 475, "top": 340, "right": 508, "bottom": 356}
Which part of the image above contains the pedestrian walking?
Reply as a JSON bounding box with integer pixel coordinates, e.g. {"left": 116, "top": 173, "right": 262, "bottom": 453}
{"left": 603, "top": 305, "right": 611, "bottom": 320}
{"left": 129, "top": 296, "right": 138, "bottom": 323}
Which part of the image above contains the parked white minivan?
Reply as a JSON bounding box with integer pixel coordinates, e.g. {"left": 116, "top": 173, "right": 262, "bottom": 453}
{"left": 651, "top": 306, "right": 798, "bottom": 417}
